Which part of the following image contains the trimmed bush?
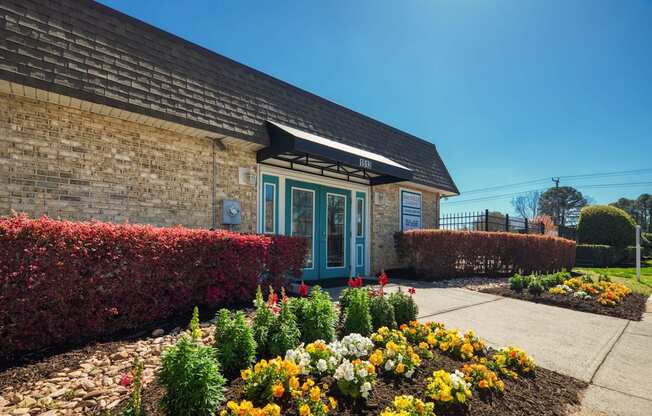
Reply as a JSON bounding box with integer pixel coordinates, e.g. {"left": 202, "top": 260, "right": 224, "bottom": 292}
{"left": 0, "top": 215, "right": 306, "bottom": 359}
{"left": 575, "top": 244, "right": 623, "bottom": 267}
{"left": 214, "top": 309, "right": 256, "bottom": 379}
{"left": 342, "top": 288, "right": 373, "bottom": 336}
{"left": 369, "top": 295, "right": 396, "bottom": 330}
{"left": 396, "top": 230, "right": 575, "bottom": 279}
{"left": 160, "top": 335, "right": 226, "bottom": 416}
{"left": 388, "top": 291, "right": 418, "bottom": 325}
{"left": 577, "top": 205, "right": 636, "bottom": 247}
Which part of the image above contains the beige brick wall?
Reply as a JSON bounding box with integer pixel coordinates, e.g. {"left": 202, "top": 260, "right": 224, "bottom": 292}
{"left": 370, "top": 184, "right": 439, "bottom": 273}
{"left": 0, "top": 92, "right": 257, "bottom": 231}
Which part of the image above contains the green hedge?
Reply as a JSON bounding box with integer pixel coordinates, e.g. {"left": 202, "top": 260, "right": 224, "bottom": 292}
{"left": 575, "top": 244, "right": 623, "bottom": 267}
{"left": 577, "top": 205, "right": 636, "bottom": 247}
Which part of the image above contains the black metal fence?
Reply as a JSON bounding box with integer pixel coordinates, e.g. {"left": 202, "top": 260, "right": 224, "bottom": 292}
{"left": 439, "top": 209, "right": 545, "bottom": 235}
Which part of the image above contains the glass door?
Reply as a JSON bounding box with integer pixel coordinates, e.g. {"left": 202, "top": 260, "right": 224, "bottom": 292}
{"left": 354, "top": 192, "right": 366, "bottom": 276}
{"left": 285, "top": 180, "right": 351, "bottom": 279}
{"left": 318, "top": 185, "right": 351, "bottom": 278}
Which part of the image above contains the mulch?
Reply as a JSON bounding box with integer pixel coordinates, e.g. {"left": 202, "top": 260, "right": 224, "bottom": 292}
{"left": 124, "top": 352, "right": 586, "bottom": 416}
{"left": 480, "top": 286, "right": 647, "bottom": 321}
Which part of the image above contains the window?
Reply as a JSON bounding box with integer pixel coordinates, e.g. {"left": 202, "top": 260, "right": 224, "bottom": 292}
{"left": 292, "top": 188, "right": 315, "bottom": 268}
{"left": 356, "top": 197, "right": 364, "bottom": 237}
{"left": 263, "top": 183, "right": 276, "bottom": 234}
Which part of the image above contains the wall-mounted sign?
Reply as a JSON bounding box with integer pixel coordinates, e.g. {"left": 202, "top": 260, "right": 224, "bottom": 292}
{"left": 400, "top": 190, "right": 422, "bottom": 231}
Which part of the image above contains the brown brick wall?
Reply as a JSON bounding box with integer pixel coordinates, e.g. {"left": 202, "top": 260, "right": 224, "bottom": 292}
{"left": 370, "top": 184, "right": 439, "bottom": 273}
{"left": 0, "top": 92, "right": 257, "bottom": 231}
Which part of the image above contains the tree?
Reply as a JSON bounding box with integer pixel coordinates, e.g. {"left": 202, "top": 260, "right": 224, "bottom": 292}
{"left": 538, "top": 186, "right": 588, "bottom": 226}
{"left": 610, "top": 193, "right": 652, "bottom": 232}
{"left": 511, "top": 191, "right": 541, "bottom": 219}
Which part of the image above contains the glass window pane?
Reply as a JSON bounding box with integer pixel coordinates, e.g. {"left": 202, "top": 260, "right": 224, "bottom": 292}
{"left": 264, "top": 184, "right": 275, "bottom": 233}
{"left": 356, "top": 198, "right": 364, "bottom": 237}
{"left": 292, "top": 189, "right": 314, "bottom": 268}
{"left": 327, "top": 194, "right": 345, "bottom": 268}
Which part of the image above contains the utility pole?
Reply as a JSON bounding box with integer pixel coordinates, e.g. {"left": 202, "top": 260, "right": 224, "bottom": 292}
{"left": 552, "top": 177, "right": 560, "bottom": 225}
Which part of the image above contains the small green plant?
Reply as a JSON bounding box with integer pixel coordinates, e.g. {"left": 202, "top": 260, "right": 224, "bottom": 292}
{"left": 527, "top": 279, "right": 544, "bottom": 296}
{"left": 160, "top": 334, "right": 225, "bottom": 415}
{"left": 369, "top": 294, "right": 396, "bottom": 330}
{"left": 267, "top": 295, "right": 301, "bottom": 357}
{"left": 214, "top": 309, "right": 257, "bottom": 379}
{"left": 388, "top": 290, "right": 418, "bottom": 325}
{"left": 509, "top": 273, "right": 535, "bottom": 292}
{"left": 252, "top": 286, "right": 275, "bottom": 357}
{"left": 581, "top": 274, "right": 594, "bottom": 284}
{"left": 598, "top": 274, "right": 612, "bottom": 283}
{"left": 119, "top": 356, "right": 144, "bottom": 416}
{"left": 293, "top": 286, "right": 338, "bottom": 343}
{"left": 189, "top": 305, "right": 202, "bottom": 341}
{"left": 342, "top": 288, "right": 372, "bottom": 336}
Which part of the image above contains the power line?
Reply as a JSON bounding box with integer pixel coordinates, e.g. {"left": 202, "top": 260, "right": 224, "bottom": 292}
{"left": 458, "top": 168, "right": 652, "bottom": 196}
{"left": 443, "top": 180, "right": 652, "bottom": 205}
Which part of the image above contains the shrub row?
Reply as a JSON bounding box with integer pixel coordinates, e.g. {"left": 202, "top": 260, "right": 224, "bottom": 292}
{"left": 395, "top": 230, "right": 575, "bottom": 279}
{"left": 0, "top": 215, "right": 306, "bottom": 358}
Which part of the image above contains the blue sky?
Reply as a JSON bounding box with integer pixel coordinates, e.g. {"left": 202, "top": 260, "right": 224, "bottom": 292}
{"left": 100, "top": 0, "right": 652, "bottom": 215}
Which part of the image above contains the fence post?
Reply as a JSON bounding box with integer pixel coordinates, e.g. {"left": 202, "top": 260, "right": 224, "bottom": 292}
{"left": 524, "top": 218, "right": 529, "bottom": 234}
{"left": 484, "top": 209, "right": 489, "bottom": 232}
{"left": 505, "top": 214, "right": 509, "bottom": 232}
{"left": 540, "top": 222, "right": 545, "bottom": 234}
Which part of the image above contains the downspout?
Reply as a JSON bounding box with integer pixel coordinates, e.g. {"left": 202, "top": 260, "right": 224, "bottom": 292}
{"left": 210, "top": 137, "right": 226, "bottom": 229}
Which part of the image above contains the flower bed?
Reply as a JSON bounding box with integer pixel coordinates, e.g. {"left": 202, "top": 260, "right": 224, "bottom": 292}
{"left": 480, "top": 272, "right": 647, "bottom": 320}
{"left": 0, "top": 215, "right": 306, "bottom": 360}
{"left": 109, "top": 276, "right": 585, "bottom": 416}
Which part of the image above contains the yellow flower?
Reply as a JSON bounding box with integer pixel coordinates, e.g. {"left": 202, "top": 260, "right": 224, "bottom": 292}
{"left": 370, "top": 350, "right": 384, "bottom": 366}
{"left": 328, "top": 397, "right": 337, "bottom": 410}
{"left": 241, "top": 368, "right": 252, "bottom": 381}
{"left": 289, "top": 376, "right": 300, "bottom": 390}
{"left": 309, "top": 386, "right": 321, "bottom": 402}
{"left": 299, "top": 404, "right": 311, "bottom": 416}
{"left": 395, "top": 363, "right": 405, "bottom": 374}
{"left": 272, "top": 382, "right": 285, "bottom": 398}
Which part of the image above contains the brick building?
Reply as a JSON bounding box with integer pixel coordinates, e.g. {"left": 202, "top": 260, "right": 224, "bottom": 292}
{"left": 0, "top": 0, "right": 458, "bottom": 278}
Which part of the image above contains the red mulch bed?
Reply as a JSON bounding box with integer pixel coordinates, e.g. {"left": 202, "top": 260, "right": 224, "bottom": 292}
{"left": 480, "top": 286, "right": 647, "bottom": 321}
{"left": 121, "top": 352, "right": 586, "bottom": 416}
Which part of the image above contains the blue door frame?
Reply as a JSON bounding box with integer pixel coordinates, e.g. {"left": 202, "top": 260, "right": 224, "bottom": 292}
{"left": 285, "top": 179, "right": 351, "bottom": 280}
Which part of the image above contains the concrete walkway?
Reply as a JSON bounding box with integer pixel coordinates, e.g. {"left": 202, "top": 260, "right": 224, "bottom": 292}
{"left": 327, "top": 282, "right": 652, "bottom": 416}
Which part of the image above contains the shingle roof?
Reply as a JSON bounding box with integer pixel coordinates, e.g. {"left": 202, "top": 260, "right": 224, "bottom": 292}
{"left": 0, "top": 0, "right": 458, "bottom": 194}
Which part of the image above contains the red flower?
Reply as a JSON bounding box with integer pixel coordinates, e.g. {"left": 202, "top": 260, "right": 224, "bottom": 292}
{"left": 119, "top": 373, "right": 133, "bottom": 387}
{"left": 348, "top": 277, "right": 363, "bottom": 288}
{"left": 299, "top": 281, "right": 309, "bottom": 297}
{"left": 378, "top": 272, "right": 389, "bottom": 287}
{"left": 408, "top": 287, "right": 416, "bottom": 295}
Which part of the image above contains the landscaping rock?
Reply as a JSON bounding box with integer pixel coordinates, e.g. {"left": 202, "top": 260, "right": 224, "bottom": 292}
{"left": 151, "top": 328, "right": 165, "bottom": 337}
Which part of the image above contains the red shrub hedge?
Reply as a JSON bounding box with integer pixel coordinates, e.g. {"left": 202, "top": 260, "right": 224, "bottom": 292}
{"left": 396, "top": 230, "right": 576, "bottom": 279}
{"left": 0, "top": 215, "right": 306, "bottom": 358}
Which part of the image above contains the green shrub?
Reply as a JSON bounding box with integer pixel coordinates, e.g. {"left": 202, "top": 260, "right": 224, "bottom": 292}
{"left": 598, "top": 274, "right": 611, "bottom": 282}
{"left": 581, "top": 274, "right": 593, "bottom": 284}
{"left": 509, "top": 274, "right": 533, "bottom": 292}
{"left": 577, "top": 205, "right": 636, "bottom": 247}
{"left": 160, "top": 336, "right": 225, "bottom": 416}
{"left": 576, "top": 244, "right": 622, "bottom": 267}
{"left": 342, "top": 288, "right": 373, "bottom": 336}
{"left": 369, "top": 295, "right": 396, "bottom": 330}
{"left": 527, "top": 280, "right": 544, "bottom": 296}
{"left": 291, "top": 286, "right": 337, "bottom": 343}
{"left": 388, "top": 290, "right": 418, "bottom": 325}
{"left": 214, "top": 309, "right": 256, "bottom": 379}
{"left": 252, "top": 287, "right": 275, "bottom": 357}
{"left": 338, "top": 287, "right": 355, "bottom": 312}
{"left": 267, "top": 299, "right": 301, "bottom": 357}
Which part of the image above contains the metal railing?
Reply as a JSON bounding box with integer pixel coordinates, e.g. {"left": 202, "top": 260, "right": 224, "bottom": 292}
{"left": 439, "top": 209, "right": 545, "bottom": 235}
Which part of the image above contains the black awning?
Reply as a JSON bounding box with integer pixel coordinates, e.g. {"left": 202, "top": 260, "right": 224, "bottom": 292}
{"left": 257, "top": 121, "right": 413, "bottom": 185}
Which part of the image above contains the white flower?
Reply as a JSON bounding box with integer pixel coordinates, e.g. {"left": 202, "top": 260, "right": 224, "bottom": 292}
{"left": 360, "top": 381, "right": 372, "bottom": 398}
{"left": 405, "top": 369, "right": 414, "bottom": 378}
{"left": 316, "top": 359, "right": 328, "bottom": 373}
{"left": 328, "top": 356, "right": 339, "bottom": 367}
{"left": 384, "top": 359, "right": 395, "bottom": 371}
{"left": 334, "top": 359, "right": 355, "bottom": 382}
{"left": 357, "top": 367, "right": 368, "bottom": 378}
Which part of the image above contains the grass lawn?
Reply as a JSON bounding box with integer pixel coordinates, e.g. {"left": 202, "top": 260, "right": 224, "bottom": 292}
{"left": 575, "top": 259, "right": 652, "bottom": 296}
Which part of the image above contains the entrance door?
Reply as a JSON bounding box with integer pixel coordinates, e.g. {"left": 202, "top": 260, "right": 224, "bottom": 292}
{"left": 285, "top": 179, "right": 351, "bottom": 279}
